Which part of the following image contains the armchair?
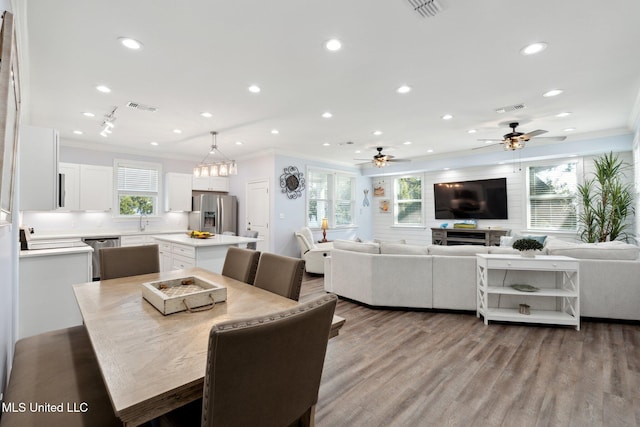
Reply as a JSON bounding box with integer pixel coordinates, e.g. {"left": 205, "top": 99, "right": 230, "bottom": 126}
{"left": 294, "top": 227, "right": 333, "bottom": 274}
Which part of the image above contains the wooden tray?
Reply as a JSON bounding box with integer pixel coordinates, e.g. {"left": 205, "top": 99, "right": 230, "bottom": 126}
{"left": 141, "top": 276, "right": 227, "bottom": 315}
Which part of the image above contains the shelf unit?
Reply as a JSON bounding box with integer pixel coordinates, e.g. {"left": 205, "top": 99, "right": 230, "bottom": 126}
{"left": 431, "top": 227, "right": 509, "bottom": 246}
{"left": 476, "top": 254, "right": 580, "bottom": 330}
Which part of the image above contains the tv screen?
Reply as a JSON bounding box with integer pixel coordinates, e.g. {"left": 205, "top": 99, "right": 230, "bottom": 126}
{"left": 434, "top": 178, "right": 508, "bottom": 219}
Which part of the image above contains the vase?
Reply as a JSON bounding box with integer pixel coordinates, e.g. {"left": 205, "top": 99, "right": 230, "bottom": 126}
{"left": 520, "top": 250, "right": 536, "bottom": 258}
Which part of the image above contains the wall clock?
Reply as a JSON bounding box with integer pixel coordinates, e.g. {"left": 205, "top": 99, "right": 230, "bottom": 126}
{"left": 280, "top": 166, "right": 305, "bottom": 199}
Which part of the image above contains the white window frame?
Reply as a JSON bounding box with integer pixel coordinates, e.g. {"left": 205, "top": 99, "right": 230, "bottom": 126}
{"left": 306, "top": 167, "right": 356, "bottom": 229}
{"left": 526, "top": 161, "right": 579, "bottom": 231}
{"left": 113, "top": 159, "right": 162, "bottom": 218}
{"left": 393, "top": 174, "right": 424, "bottom": 227}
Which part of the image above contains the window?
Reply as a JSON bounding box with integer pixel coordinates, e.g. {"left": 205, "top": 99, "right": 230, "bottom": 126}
{"left": 114, "top": 159, "right": 161, "bottom": 216}
{"left": 527, "top": 162, "right": 577, "bottom": 230}
{"left": 394, "top": 176, "right": 423, "bottom": 225}
{"left": 307, "top": 168, "right": 355, "bottom": 228}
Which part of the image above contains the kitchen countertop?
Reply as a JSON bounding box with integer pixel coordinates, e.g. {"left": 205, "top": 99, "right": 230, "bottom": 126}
{"left": 27, "top": 229, "right": 188, "bottom": 240}
{"left": 153, "top": 233, "right": 259, "bottom": 247}
{"left": 20, "top": 244, "right": 93, "bottom": 258}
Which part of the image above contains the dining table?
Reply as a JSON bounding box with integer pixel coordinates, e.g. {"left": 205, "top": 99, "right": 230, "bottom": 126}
{"left": 72, "top": 267, "right": 345, "bottom": 427}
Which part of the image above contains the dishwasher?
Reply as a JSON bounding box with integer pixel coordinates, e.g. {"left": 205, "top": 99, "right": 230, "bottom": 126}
{"left": 82, "top": 237, "right": 121, "bottom": 280}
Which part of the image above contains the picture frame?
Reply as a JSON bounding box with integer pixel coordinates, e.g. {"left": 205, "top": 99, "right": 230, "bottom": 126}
{"left": 373, "top": 179, "right": 386, "bottom": 197}
{"left": 0, "top": 12, "right": 20, "bottom": 226}
{"left": 378, "top": 199, "right": 390, "bottom": 213}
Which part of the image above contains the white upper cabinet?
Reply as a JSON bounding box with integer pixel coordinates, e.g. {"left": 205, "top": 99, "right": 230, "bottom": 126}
{"left": 57, "top": 163, "right": 113, "bottom": 211}
{"left": 20, "top": 126, "right": 60, "bottom": 211}
{"left": 165, "top": 173, "right": 192, "bottom": 211}
{"left": 192, "top": 176, "right": 229, "bottom": 192}
{"left": 80, "top": 165, "right": 113, "bottom": 211}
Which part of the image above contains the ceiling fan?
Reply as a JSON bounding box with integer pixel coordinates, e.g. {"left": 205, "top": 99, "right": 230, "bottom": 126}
{"left": 477, "top": 122, "right": 566, "bottom": 151}
{"left": 356, "top": 147, "right": 410, "bottom": 167}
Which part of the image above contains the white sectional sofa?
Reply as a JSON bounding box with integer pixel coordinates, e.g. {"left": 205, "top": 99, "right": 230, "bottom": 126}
{"left": 324, "top": 238, "right": 640, "bottom": 321}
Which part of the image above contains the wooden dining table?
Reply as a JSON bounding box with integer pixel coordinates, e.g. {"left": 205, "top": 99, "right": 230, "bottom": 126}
{"left": 72, "top": 267, "right": 344, "bottom": 427}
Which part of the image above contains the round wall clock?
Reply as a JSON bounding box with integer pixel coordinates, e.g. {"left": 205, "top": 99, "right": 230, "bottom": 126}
{"left": 279, "top": 166, "right": 305, "bottom": 199}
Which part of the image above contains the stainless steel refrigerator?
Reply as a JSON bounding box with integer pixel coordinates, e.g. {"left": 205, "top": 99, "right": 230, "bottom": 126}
{"left": 189, "top": 194, "right": 237, "bottom": 234}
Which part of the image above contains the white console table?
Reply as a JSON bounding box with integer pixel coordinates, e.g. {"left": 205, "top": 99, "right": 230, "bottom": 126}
{"left": 476, "top": 254, "right": 580, "bottom": 330}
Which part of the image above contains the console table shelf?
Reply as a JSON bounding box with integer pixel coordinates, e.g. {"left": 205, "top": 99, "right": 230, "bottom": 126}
{"left": 476, "top": 254, "right": 580, "bottom": 330}
{"left": 431, "top": 228, "right": 509, "bottom": 246}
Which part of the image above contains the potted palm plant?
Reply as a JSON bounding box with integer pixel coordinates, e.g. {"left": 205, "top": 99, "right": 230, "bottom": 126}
{"left": 512, "top": 238, "right": 544, "bottom": 257}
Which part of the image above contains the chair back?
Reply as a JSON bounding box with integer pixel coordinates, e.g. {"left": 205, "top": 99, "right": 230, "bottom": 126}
{"left": 99, "top": 244, "right": 160, "bottom": 280}
{"left": 201, "top": 294, "right": 337, "bottom": 427}
{"left": 241, "top": 230, "right": 259, "bottom": 250}
{"left": 253, "top": 252, "right": 305, "bottom": 301}
{"left": 294, "top": 227, "right": 316, "bottom": 254}
{"left": 221, "top": 246, "right": 261, "bottom": 284}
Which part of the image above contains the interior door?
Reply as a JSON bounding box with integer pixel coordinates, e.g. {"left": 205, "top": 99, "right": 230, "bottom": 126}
{"left": 246, "top": 179, "right": 270, "bottom": 252}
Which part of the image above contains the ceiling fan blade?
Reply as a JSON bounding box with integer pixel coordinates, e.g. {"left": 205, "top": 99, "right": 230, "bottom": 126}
{"left": 473, "top": 142, "right": 503, "bottom": 150}
{"left": 388, "top": 158, "right": 410, "bottom": 162}
{"left": 477, "top": 138, "right": 503, "bottom": 142}
{"left": 522, "top": 129, "right": 547, "bottom": 138}
{"left": 530, "top": 135, "right": 567, "bottom": 142}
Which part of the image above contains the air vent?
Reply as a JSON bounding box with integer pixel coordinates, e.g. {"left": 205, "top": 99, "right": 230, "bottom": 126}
{"left": 126, "top": 101, "right": 158, "bottom": 113}
{"left": 495, "top": 103, "right": 526, "bottom": 114}
{"left": 407, "top": 0, "right": 448, "bottom": 18}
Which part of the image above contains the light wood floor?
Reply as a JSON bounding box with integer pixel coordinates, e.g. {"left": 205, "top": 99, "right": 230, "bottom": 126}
{"left": 299, "top": 273, "right": 640, "bottom": 427}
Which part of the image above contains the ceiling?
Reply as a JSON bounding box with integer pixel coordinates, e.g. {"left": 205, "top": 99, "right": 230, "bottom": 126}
{"left": 21, "top": 0, "right": 640, "bottom": 167}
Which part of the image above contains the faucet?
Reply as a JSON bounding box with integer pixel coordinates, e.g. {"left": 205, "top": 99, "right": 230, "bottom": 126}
{"left": 139, "top": 213, "right": 147, "bottom": 232}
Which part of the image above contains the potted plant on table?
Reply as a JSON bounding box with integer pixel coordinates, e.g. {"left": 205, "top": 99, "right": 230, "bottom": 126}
{"left": 512, "top": 238, "right": 544, "bottom": 258}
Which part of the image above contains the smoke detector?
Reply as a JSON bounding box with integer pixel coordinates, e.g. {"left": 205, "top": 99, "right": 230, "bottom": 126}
{"left": 406, "top": 0, "right": 449, "bottom": 18}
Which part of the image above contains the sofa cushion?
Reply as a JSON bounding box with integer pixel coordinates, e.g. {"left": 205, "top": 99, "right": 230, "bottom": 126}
{"left": 374, "top": 238, "right": 407, "bottom": 245}
{"left": 546, "top": 240, "right": 640, "bottom": 260}
{"left": 488, "top": 246, "right": 521, "bottom": 255}
{"left": 380, "top": 243, "right": 430, "bottom": 255}
{"left": 333, "top": 239, "right": 380, "bottom": 254}
{"left": 428, "top": 245, "right": 489, "bottom": 256}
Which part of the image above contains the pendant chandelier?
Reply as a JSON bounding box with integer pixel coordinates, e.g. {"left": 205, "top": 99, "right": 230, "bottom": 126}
{"left": 193, "top": 131, "right": 238, "bottom": 177}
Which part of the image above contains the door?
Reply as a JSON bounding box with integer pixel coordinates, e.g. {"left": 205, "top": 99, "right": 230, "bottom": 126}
{"left": 246, "top": 179, "right": 270, "bottom": 252}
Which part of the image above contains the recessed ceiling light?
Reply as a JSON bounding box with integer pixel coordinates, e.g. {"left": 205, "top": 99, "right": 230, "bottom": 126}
{"left": 322, "top": 142, "right": 330, "bottom": 146}
{"left": 271, "top": 129, "right": 279, "bottom": 134}
{"left": 73, "top": 130, "right": 83, "bottom": 135}
{"left": 322, "top": 112, "right": 333, "bottom": 118}
{"left": 441, "top": 114, "right": 454, "bottom": 120}
{"left": 396, "top": 85, "right": 412, "bottom": 94}
{"left": 173, "top": 129, "right": 182, "bottom": 134}
{"left": 467, "top": 129, "right": 477, "bottom": 134}
{"left": 564, "top": 127, "right": 576, "bottom": 132}
{"left": 96, "top": 85, "right": 111, "bottom": 93}
{"left": 372, "top": 130, "right": 383, "bottom": 136}
{"left": 543, "top": 89, "right": 563, "bottom": 97}
{"left": 325, "top": 39, "right": 342, "bottom": 51}
{"left": 248, "top": 85, "right": 261, "bottom": 93}
{"left": 150, "top": 141, "right": 159, "bottom": 146}
{"left": 118, "top": 37, "right": 143, "bottom": 50}
{"left": 556, "top": 112, "right": 572, "bottom": 118}
{"left": 235, "top": 141, "right": 243, "bottom": 145}
{"left": 427, "top": 149, "right": 434, "bottom": 153}
{"left": 82, "top": 112, "right": 95, "bottom": 117}
{"left": 200, "top": 112, "right": 213, "bottom": 118}
{"left": 520, "top": 42, "right": 547, "bottom": 56}
{"left": 403, "top": 141, "right": 412, "bottom": 145}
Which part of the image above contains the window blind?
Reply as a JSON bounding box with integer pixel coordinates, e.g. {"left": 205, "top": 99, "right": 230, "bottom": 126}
{"left": 528, "top": 163, "right": 577, "bottom": 230}
{"left": 117, "top": 164, "right": 159, "bottom": 193}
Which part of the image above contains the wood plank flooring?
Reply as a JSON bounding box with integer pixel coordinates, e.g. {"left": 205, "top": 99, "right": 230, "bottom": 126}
{"left": 299, "top": 273, "right": 640, "bottom": 427}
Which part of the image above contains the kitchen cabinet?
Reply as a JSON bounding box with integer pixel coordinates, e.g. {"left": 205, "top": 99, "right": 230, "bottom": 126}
{"left": 121, "top": 234, "right": 157, "bottom": 247}
{"left": 20, "top": 126, "right": 61, "bottom": 210}
{"left": 192, "top": 175, "right": 229, "bottom": 192}
{"left": 165, "top": 172, "right": 193, "bottom": 211}
{"left": 56, "top": 163, "right": 113, "bottom": 211}
{"left": 19, "top": 246, "right": 93, "bottom": 338}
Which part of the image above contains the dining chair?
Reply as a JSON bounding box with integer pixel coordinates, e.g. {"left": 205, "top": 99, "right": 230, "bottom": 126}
{"left": 241, "top": 230, "right": 259, "bottom": 250}
{"left": 221, "top": 246, "right": 261, "bottom": 284}
{"left": 253, "top": 252, "right": 305, "bottom": 301}
{"left": 99, "top": 244, "right": 160, "bottom": 280}
{"left": 160, "top": 293, "right": 338, "bottom": 427}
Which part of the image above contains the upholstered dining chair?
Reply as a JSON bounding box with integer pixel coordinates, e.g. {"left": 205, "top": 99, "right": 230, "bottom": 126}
{"left": 221, "top": 246, "right": 261, "bottom": 284}
{"left": 253, "top": 252, "right": 305, "bottom": 301}
{"left": 159, "top": 293, "right": 337, "bottom": 427}
{"left": 241, "top": 229, "right": 259, "bottom": 250}
{"left": 99, "top": 244, "right": 160, "bottom": 280}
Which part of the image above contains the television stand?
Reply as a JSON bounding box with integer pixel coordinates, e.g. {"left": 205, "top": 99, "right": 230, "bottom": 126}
{"left": 431, "top": 228, "right": 509, "bottom": 246}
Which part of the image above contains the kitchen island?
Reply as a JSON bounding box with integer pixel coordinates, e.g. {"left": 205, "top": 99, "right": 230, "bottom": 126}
{"left": 153, "top": 233, "right": 260, "bottom": 273}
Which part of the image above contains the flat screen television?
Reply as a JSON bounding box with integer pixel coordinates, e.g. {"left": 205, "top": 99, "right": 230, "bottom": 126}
{"left": 434, "top": 177, "right": 508, "bottom": 219}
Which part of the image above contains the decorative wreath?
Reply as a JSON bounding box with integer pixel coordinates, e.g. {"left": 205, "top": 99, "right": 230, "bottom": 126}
{"left": 280, "top": 166, "right": 305, "bottom": 199}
